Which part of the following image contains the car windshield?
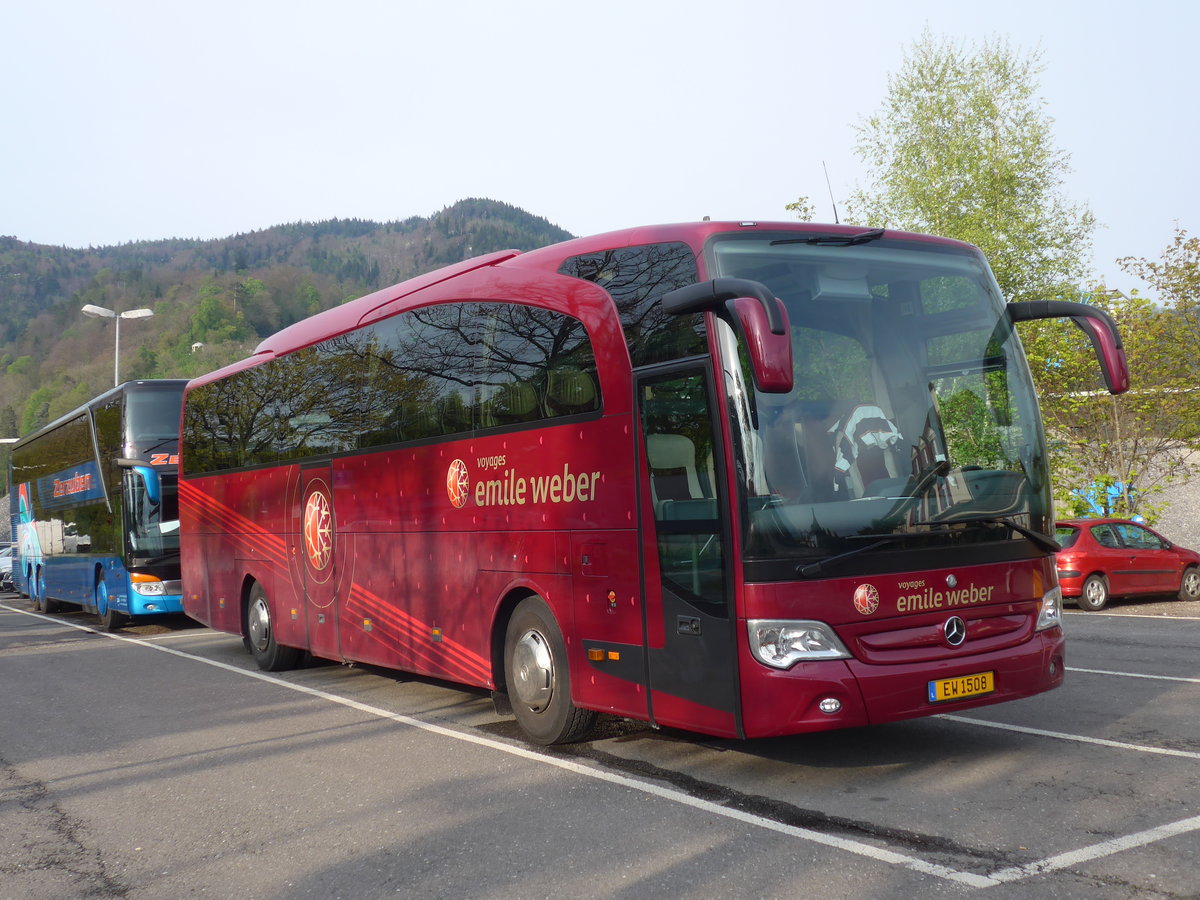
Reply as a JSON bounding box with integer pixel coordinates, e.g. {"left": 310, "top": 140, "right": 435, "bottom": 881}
{"left": 710, "top": 233, "right": 1051, "bottom": 574}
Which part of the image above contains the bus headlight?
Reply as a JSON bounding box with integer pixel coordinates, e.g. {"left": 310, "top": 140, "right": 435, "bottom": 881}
{"left": 1036, "top": 585, "right": 1063, "bottom": 631}
{"left": 131, "top": 574, "right": 166, "bottom": 596}
{"left": 748, "top": 620, "right": 851, "bottom": 670}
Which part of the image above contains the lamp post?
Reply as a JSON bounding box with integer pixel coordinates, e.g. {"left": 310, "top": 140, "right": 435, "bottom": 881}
{"left": 81, "top": 305, "right": 154, "bottom": 386}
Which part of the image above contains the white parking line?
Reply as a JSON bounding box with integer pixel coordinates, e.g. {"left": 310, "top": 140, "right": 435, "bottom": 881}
{"left": 987, "top": 813, "right": 1200, "bottom": 884}
{"left": 940, "top": 715, "right": 1200, "bottom": 760}
{"left": 1067, "top": 665, "right": 1200, "bottom": 684}
{"left": 125, "top": 629, "right": 218, "bottom": 641}
{"left": 1065, "top": 611, "right": 1200, "bottom": 621}
{"left": 2, "top": 602, "right": 1194, "bottom": 890}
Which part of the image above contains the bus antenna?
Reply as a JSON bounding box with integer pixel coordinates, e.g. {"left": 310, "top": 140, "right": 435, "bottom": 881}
{"left": 823, "top": 161, "right": 840, "bottom": 224}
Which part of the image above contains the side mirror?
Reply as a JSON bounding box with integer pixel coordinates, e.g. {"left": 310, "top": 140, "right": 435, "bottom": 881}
{"left": 661, "top": 278, "right": 794, "bottom": 393}
{"left": 1007, "top": 300, "right": 1130, "bottom": 394}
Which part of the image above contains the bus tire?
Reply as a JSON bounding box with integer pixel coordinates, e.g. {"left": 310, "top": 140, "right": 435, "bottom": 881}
{"left": 1077, "top": 574, "right": 1109, "bottom": 612}
{"left": 245, "top": 583, "right": 301, "bottom": 672}
{"left": 503, "top": 596, "right": 596, "bottom": 745}
{"left": 96, "top": 576, "right": 126, "bottom": 632}
{"left": 40, "top": 571, "right": 61, "bottom": 614}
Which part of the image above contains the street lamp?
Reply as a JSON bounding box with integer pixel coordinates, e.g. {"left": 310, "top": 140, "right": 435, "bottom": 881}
{"left": 81, "top": 304, "right": 154, "bottom": 386}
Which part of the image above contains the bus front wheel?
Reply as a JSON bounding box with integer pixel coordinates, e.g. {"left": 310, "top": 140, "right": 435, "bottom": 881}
{"left": 503, "top": 597, "right": 596, "bottom": 745}
{"left": 244, "top": 583, "right": 301, "bottom": 672}
{"left": 96, "top": 574, "right": 126, "bottom": 632}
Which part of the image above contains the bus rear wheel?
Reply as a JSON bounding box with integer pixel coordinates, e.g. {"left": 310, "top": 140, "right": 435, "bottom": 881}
{"left": 503, "top": 597, "right": 596, "bottom": 745}
{"left": 245, "top": 583, "right": 301, "bottom": 671}
{"left": 39, "top": 570, "right": 61, "bottom": 614}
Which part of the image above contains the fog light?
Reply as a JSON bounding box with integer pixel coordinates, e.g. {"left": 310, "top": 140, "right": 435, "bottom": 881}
{"left": 1048, "top": 659, "right": 1058, "bottom": 677}
{"left": 818, "top": 697, "right": 842, "bottom": 714}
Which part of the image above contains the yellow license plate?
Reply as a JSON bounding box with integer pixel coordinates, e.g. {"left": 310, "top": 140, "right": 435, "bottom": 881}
{"left": 928, "top": 671, "right": 995, "bottom": 703}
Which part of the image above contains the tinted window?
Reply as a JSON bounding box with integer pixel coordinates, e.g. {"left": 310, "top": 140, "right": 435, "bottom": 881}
{"left": 184, "top": 302, "right": 601, "bottom": 474}
{"left": 125, "top": 385, "right": 187, "bottom": 453}
{"left": 1116, "top": 522, "right": 1167, "bottom": 550}
{"left": 559, "top": 242, "right": 704, "bottom": 367}
{"left": 1055, "top": 525, "right": 1080, "bottom": 549}
{"left": 1090, "top": 524, "right": 1120, "bottom": 548}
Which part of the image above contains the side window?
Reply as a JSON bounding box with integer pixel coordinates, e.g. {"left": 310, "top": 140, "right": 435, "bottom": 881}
{"left": 641, "top": 371, "right": 725, "bottom": 611}
{"left": 1090, "top": 524, "right": 1120, "bottom": 548}
{"left": 362, "top": 304, "right": 481, "bottom": 443}
{"left": 93, "top": 399, "right": 123, "bottom": 458}
{"left": 184, "top": 303, "right": 603, "bottom": 474}
{"left": 559, "top": 242, "right": 703, "bottom": 368}
{"left": 360, "top": 302, "right": 601, "bottom": 449}
{"left": 477, "top": 303, "right": 600, "bottom": 427}
{"left": 183, "top": 364, "right": 302, "bottom": 471}
{"left": 1055, "top": 525, "right": 1080, "bottom": 549}
{"left": 1116, "top": 523, "right": 1166, "bottom": 550}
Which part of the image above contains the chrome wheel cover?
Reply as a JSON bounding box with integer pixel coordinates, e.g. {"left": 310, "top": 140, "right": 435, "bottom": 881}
{"left": 248, "top": 596, "right": 272, "bottom": 652}
{"left": 1185, "top": 571, "right": 1200, "bottom": 598}
{"left": 510, "top": 628, "right": 554, "bottom": 712}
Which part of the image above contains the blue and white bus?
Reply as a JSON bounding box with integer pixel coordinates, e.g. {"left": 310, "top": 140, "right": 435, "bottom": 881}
{"left": 10, "top": 380, "right": 187, "bottom": 629}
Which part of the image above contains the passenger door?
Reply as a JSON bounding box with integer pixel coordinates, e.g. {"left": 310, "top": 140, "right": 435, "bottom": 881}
{"left": 1089, "top": 523, "right": 1138, "bottom": 597}
{"left": 637, "top": 366, "right": 740, "bottom": 735}
{"left": 1115, "top": 522, "right": 1177, "bottom": 594}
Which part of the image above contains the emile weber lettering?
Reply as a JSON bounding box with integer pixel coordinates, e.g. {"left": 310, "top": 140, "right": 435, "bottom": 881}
{"left": 474, "top": 456, "right": 601, "bottom": 507}
{"left": 895, "top": 578, "right": 994, "bottom": 613}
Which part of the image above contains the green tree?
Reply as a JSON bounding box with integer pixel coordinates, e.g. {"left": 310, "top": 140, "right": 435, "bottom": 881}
{"left": 1028, "top": 287, "right": 1200, "bottom": 522}
{"left": 785, "top": 196, "right": 816, "bottom": 222}
{"left": 847, "top": 31, "right": 1095, "bottom": 305}
{"left": 1119, "top": 226, "right": 1200, "bottom": 344}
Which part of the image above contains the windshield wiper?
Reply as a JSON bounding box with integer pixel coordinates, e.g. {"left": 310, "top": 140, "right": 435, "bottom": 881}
{"left": 797, "top": 521, "right": 976, "bottom": 578}
{"left": 136, "top": 437, "right": 177, "bottom": 455}
{"left": 770, "top": 228, "right": 885, "bottom": 247}
{"left": 798, "top": 537, "right": 900, "bottom": 578}
{"left": 914, "top": 515, "right": 1060, "bottom": 554}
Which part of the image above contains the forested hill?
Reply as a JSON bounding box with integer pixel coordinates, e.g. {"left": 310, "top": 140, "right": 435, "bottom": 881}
{"left": 0, "top": 198, "right": 574, "bottom": 441}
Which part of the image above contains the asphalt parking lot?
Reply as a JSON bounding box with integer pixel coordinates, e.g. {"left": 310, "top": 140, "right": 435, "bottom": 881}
{"left": 2, "top": 593, "right": 1197, "bottom": 898}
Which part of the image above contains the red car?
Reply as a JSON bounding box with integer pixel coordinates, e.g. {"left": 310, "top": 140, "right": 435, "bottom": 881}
{"left": 1055, "top": 517, "right": 1200, "bottom": 611}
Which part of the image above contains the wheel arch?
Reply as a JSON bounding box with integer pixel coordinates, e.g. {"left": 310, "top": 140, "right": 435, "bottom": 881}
{"left": 91, "top": 562, "right": 106, "bottom": 611}
{"left": 490, "top": 586, "right": 539, "bottom": 694}
{"left": 238, "top": 573, "right": 260, "bottom": 638}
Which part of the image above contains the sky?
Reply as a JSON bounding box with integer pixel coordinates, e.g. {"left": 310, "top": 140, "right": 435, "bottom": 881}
{"left": 3, "top": 0, "right": 1196, "bottom": 298}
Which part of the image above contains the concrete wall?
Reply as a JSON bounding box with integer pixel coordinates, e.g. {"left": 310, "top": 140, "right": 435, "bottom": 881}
{"left": 1151, "top": 476, "right": 1200, "bottom": 549}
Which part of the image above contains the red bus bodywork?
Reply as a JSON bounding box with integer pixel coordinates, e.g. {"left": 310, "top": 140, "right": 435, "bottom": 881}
{"left": 180, "top": 222, "right": 1115, "bottom": 743}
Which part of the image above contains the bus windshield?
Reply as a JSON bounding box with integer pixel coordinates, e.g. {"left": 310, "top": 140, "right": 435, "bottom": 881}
{"left": 125, "top": 384, "right": 186, "bottom": 457}
{"left": 124, "top": 467, "right": 180, "bottom": 561}
{"left": 709, "top": 233, "right": 1050, "bottom": 573}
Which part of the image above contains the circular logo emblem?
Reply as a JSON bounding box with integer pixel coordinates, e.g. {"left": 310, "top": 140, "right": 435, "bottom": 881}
{"left": 944, "top": 616, "right": 967, "bottom": 646}
{"left": 446, "top": 459, "right": 470, "bottom": 509}
{"left": 946, "top": 574, "right": 959, "bottom": 588}
{"left": 303, "top": 488, "right": 333, "bottom": 572}
{"left": 853, "top": 583, "right": 880, "bottom": 615}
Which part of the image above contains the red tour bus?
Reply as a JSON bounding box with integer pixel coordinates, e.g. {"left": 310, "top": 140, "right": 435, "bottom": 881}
{"left": 179, "top": 222, "right": 1128, "bottom": 744}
